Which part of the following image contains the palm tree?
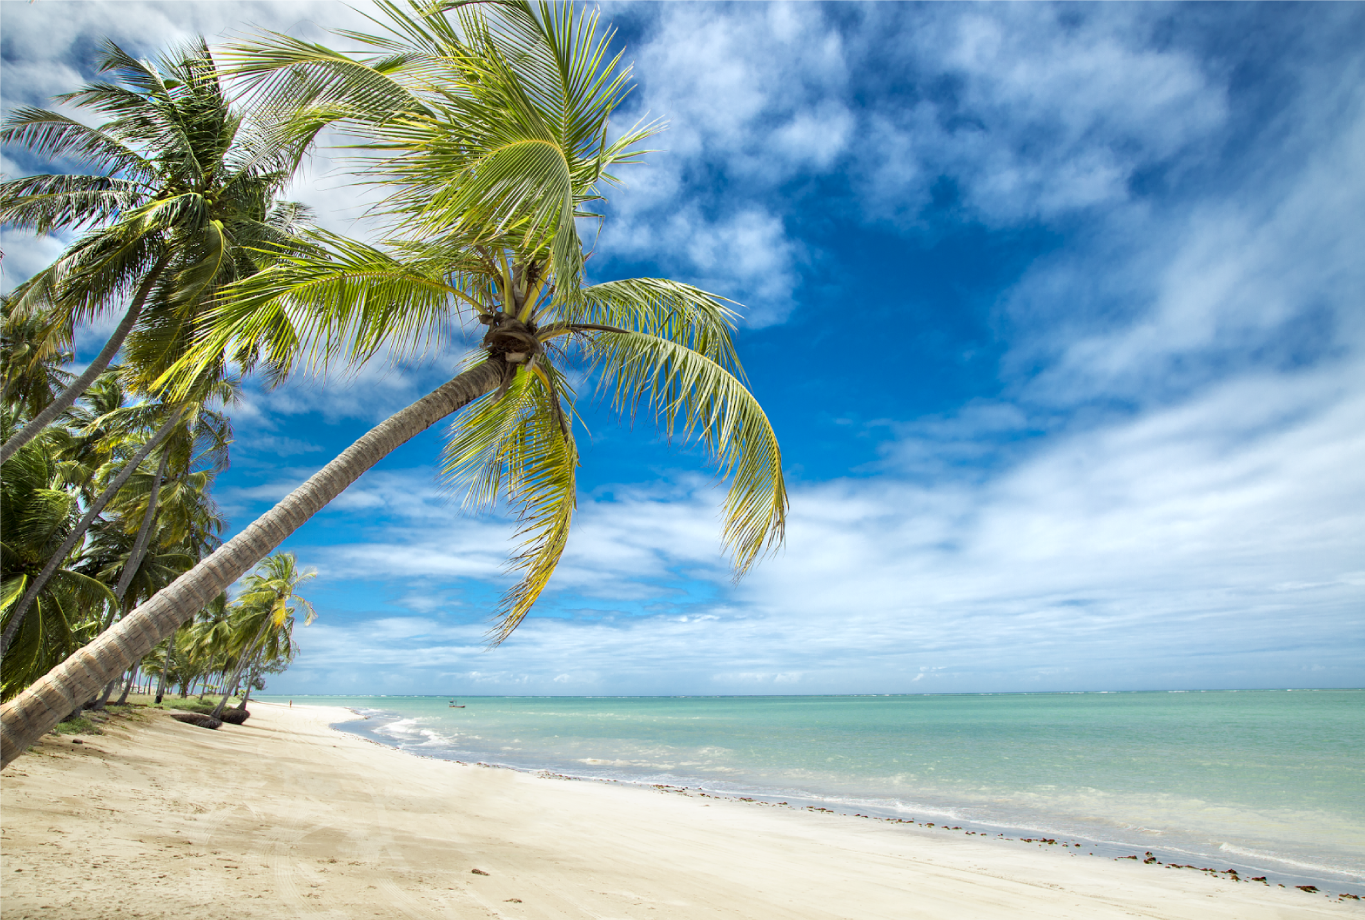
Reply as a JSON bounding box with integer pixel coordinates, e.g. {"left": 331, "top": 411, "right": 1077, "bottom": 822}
{"left": 1, "top": 295, "right": 73, "bottom": 419}
{"left": 0, "top": 421, "right": 115, "bottom": 701}
{"left": 0, "top": 38, "right": 311, "bottom": 463}
{"left": 0, "top": 371, "right": 228, "bottom": 658}
{"left": 82, "top": 457, "right": 225, "bottom": 703}
{"left": 209, "top": 553, "right": 315, "bottom": 719}
{"left": 0, "top": 391, "right": 182, "bottom": 655}
{"left": 104, "top": 381, "right": 232, "bottom": 607}
{"left": 0, "top": 1, "right": 786, "bottom": 767}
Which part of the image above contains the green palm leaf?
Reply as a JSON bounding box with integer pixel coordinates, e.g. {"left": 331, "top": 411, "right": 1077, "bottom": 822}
{"left": 588, "top": 331, "right": 787, "bottom": 576}
{"left": 166, "top": 231, "right": 465, "bottom": 394}
{"left": 546, "top": 278, "right": 743, "bottom": 374}
{"left": 0, "top": 174, "right": 147, "bottom": 234}
{"left": 442, "top": 361, "right": 578, "bottom": 641}
{"left": 0, "top": 107, "right": 156, "bottom": 183}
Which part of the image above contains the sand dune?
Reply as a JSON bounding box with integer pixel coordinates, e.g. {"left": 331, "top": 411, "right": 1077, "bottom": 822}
{"left": 1, "top": 701, "right": 1355, "bottom": 919}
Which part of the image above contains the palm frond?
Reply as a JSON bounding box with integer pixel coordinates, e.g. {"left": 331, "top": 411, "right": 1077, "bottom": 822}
{"left": 442, "top": 360, "right": 578, "bottom": 641}
{"left": 0, "top": 174, "right": 148, "bottom": 234}
{"left": 48, "top": 228, "right": 166, "bottom": 325}
{"left": 545, "top": 278, "right": 743, "bottom": 375}
{"left": 0, "top": 108, "right": 155, "bottom": 183}
{"left": 220, "top": 30, "right": 432, "bottom": 143}
{"left": 588, "top": 331, "right": 787, "bottom": 576}
{"left": 162, "top": 231, "right": 462, "bottom": 396}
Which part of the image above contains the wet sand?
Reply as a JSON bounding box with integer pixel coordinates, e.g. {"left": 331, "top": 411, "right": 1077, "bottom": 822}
{"left": 1, "top": 701, "right": 1356, "bottom": 919}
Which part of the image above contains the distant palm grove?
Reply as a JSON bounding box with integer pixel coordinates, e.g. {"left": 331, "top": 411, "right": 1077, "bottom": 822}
{"left": 0, "top": 1, "right": 786, "bottom": 768}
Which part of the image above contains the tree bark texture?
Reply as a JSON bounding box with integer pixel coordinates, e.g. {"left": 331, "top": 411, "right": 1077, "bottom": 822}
{"left": 1, "top": 359, "right": 505, "bottom": 768}
{"left": 0, "top": 408, "right": 185, "bottom": 657}
{"left": 240, "top": 667, "right": 258, "bottom": 709}
{"left": 0, "top": 255, "right": 170, "bottom": 464}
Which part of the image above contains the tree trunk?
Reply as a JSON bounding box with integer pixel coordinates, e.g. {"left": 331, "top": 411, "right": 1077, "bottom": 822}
{"left": 211, "top": 625, "right": 268, "bottom": 720}
{"left": 0, "top": 255, "right": 171, "bottom": 464}
{"left": 116, "top": 666, "right": 138, "bottom": 705}
{"left": 0, "top": 408, "right": 184, "bottom": 657}
{"left": 239, "top": 667, "right": 258, "bottom": 709}
{"left": 91, "top": 678, "right": 119, "bottom": 711}
{"left": 114, "top": 445, "right": 173, "bottom": 603}
{"left": 154, "top": 631, "right": 177, "bottom": 704}
{"left": 1, "top": 358, "right": 505, "bottom": 768}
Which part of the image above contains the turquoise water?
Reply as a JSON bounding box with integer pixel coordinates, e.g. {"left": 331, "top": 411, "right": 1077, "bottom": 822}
{"left": 267, "top": 690, "right": 1364, "bottom": 889}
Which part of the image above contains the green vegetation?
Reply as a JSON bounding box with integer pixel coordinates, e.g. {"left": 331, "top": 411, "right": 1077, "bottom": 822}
{"left": 50, "top": 714, "right": 102, "bottom": 736}
{"left": 0, "top": 1, "right": 786, "bottom": 768}
{"left": 0, "top": 36, "right": 316, "bottom": 710}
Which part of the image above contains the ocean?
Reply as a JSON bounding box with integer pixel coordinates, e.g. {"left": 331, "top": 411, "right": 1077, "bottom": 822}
{"left": 265, "top": 690, "right": 1364, "bottom": 891}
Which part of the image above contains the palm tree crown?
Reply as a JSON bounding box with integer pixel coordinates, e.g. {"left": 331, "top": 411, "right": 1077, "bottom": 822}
{"left": 191, "top": 0, "right": 787, "bottom": 639}
{"left": 0, "top": 1, "right": 787, "bottom": 767}
{"left": 0, "top": 38, "right": 312, "bottom": 460}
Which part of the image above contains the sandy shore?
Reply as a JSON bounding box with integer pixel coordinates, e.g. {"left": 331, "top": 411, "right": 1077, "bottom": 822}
{"left": 1, "top": 702, "right": 1357, "bottom": 919}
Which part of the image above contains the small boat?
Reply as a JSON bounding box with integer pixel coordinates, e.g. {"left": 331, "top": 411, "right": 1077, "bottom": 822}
{"left": 449, "top": 700, "right": 466, "bottom": 708}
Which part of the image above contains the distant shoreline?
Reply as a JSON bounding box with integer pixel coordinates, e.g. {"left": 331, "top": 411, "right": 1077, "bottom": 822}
{"left": 326, "top": 694, "right": 1364, "bottom": 893}
{"left": 266, "top": 687, "right": 1365, "bottom": 698}
{"left": 4, "top": 699, "right": 1357, "bottom": 917}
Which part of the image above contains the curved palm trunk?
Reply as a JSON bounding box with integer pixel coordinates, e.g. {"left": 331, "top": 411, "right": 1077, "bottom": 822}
{"left": 210, "top": 625, "right": 267, "bottom": 720}
{"left": 113, "top": 445, "right": 172, "bottom": 603}
{"left": 1, "top": 358, "right": 505, "bottom": 768}
{"left": 153, "top": 632, "right": 176, "bottom": 704}
{"left": 0, "top": 408, "right": 184, "bottom": 657}
{"left": 115, "top": 666, "right": 138, "bottom": 705}
{"left": 239, "top": 666, "right": 258, "bottom": 709}
{"left": 0, "top": 256, "right": 170, "bottom": 464}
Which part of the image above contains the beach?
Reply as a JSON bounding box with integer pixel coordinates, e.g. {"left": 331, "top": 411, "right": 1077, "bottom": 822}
{"left": 1, "top": 702, "right": 1357, "bottom": 919}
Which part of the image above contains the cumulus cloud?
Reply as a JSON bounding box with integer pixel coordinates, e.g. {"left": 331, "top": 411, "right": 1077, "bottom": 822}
{"left": 5, "top": 3, "right": 1362, "bottom": 696}
{"left": 595, "top": 2, "right": 854, "bottom": 325}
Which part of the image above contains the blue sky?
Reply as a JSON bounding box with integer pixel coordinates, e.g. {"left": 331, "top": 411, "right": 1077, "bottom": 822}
{"left": 3, "top": 2, "right": 1363, "bottom": 695}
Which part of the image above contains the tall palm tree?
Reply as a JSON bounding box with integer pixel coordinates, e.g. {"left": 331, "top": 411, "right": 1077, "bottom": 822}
{"left": 1, "top": 295, "right": 73, "bottom": 419}
{"left": 0, "top": 369, "right": 228, "bottom": 657}
{"left": 0, "top": 422, "right": 115, "bottom": 701}
{"left": 0, "top": 390, "right": 182, "bottom": 654}
{"left": 95, "top": 456, "right": 225, "bottom": 708}
{"left": 0, "top": 38, "right": 311, "bottom": 463}
{"left": 0, "top": 1, "right": 787, "bottom": 767}
{"left": 209, "top": 553, "right": 315, "bottom": 719}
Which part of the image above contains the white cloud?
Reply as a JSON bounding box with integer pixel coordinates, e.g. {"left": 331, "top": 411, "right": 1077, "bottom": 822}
{"left": 272, "top": 357, "right": 1364, "bottom": 693}
{"left": 595, "top": 2, "right": 852, "bottom": 325}
{"left": 857, "top": 4, "right": 1227, "bottom": 225}
{"left": 986, "top": 14, "right": 1365, "bottom": 419}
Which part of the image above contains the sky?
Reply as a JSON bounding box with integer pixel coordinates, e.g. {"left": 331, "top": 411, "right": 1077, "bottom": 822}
{"left": 2, "top": 1, "right": 1363, "bottom": 696}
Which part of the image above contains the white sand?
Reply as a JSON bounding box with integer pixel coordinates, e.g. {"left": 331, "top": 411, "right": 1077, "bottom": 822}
{"left": 1, "top": 701, "right": 1356, "bottom": 919}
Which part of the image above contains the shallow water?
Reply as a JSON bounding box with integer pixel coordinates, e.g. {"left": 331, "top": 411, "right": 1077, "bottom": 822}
{"left": 264, "top": 690, "right": 1364, "bottom": 891}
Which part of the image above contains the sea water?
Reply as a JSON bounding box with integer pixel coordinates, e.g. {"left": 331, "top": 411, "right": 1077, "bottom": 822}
{"left": 265, "top": 690, "right": 1364, "bottom": 891}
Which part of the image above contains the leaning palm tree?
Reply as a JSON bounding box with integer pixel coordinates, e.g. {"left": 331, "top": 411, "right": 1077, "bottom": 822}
{"left": 0, "top": 1, "right": 787, "bottom": 767}
{"left": 1, "top": 295, "right": 73, "bottom": 419}
{"left": 209, "top": 553, "right": 315, "bottom": 719}
{"left": 0, "top": 374, "right": 230, "bottom": 657}
{"left": 0, "top": 38, "right": 311, "bottom": 463}
{"left": 0, "top": 421, "right": 115, "bottom": 701}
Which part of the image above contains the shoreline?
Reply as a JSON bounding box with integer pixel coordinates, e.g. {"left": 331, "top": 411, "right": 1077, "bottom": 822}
{"left": 333, "top": 701, "right": 1365, "bottom": 893}
{"left": 2, "top": 700, "right": 1359, "bottom": 918}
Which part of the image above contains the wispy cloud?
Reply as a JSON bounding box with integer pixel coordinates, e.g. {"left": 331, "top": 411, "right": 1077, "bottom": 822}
{"left": 5, "top": 2, "right": 1362, "bottom": 696}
